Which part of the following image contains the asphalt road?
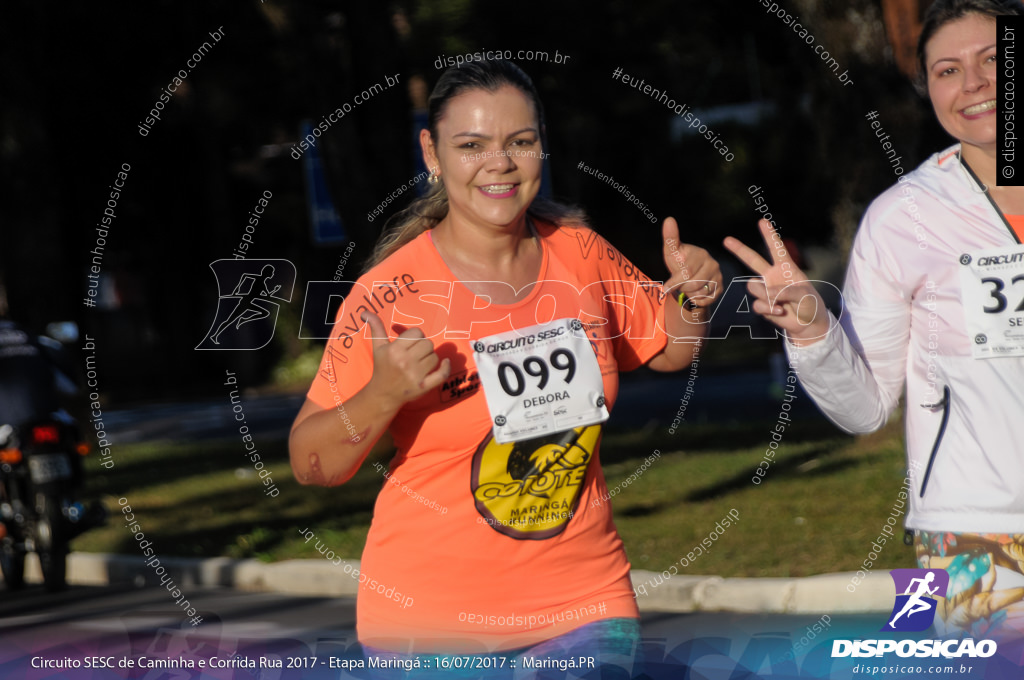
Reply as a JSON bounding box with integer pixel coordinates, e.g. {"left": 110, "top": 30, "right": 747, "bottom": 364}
{"left": 1, "top": 583, "right": 356, "bottom": 679}
{"left": 2, "top": 583, "right": 839, "bottom": 679}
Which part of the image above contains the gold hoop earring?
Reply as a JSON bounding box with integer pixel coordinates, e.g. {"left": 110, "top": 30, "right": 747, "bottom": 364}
{"left": 428, "top": 168, "right": 439, "bottom": 185}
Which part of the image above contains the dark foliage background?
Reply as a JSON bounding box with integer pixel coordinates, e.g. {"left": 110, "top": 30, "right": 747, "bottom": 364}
{"left": 0, "top": 0, "right": 947, "bottom": 401}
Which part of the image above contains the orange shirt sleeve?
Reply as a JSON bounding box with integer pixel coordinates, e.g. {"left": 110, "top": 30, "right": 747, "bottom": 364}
{"left": 305, "top": 277, "right": 379, "bottom": 411}
{"left": 587, "top": 232, "right": 668, "bottom": 371}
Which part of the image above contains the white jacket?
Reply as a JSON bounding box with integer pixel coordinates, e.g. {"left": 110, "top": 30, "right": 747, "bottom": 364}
{"left": 787, "top": 145, "right": 1024, "bottom": 533}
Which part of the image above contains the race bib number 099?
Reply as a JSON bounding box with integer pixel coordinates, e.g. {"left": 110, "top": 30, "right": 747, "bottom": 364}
{"left": 473, "top": 318, "right": 609, "bottom": 444}
{"left": 959, "top": 245, "right": 1024, "bottom": 359}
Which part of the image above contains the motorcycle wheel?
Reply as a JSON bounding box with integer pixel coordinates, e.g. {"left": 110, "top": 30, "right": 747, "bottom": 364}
{"left": 0, "top": 536, "right": 26, "bottom": 590}
{"left": 36, "top": 500, "right": 68, "bottom": 593}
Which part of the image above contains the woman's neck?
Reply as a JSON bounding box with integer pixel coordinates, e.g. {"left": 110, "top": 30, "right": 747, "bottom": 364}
{"left": 960, "top": 142, "right": 999, "bottom": 189}
{"left": 431, "top": 212, "right": 542, "bottom": 303}
{"left": 433, "top": 213, "right": 535, "bottom": 270}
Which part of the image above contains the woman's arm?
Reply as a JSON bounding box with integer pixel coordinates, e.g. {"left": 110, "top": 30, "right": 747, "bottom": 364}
{"left": 289, "top": 385, "right": 401, "bottom": 487}
{"left": 783, "top": 308, "right": 908, "bottom": 434}
{"left": 647, "top": 304, "right": 709, "bottom": 371}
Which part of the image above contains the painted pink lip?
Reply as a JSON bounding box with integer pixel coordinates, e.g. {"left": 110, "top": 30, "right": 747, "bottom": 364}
{"left": 477, "top": 184, "right": 518, "bottom": 199}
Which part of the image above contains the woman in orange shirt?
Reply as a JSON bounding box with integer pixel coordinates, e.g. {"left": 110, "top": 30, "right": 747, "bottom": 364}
{"left": 289, "top": 59, "right": 722, "bottom": 676}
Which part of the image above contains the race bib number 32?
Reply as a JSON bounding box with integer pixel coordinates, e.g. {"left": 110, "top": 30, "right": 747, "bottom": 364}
{"left": 959, "top": 245, "right": 1024, "bottom": 359}
{"left": 473, "top": 318, "right": 609, "bottom": 444}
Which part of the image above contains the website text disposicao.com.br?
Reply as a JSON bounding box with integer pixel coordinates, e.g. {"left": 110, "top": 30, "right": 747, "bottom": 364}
{"left": 755, "top": 0, "right": 854, "bottom": 86}
{"left": 833, "top": 638, "right": 996, "bottom": 676}
{"left": 433, "top": 48, "right": 572, "bottom": 69}
{"left": 290, "top": 73, "right": 401, "bottom": 160}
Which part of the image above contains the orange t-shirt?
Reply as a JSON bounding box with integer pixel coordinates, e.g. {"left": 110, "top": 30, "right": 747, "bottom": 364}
{"left": 306, "top": 221, "right": 669, "bottom": 653}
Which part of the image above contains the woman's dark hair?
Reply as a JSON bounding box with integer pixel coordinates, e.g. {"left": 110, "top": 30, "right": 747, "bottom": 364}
{"left": 363, "top": 60, "right": 587, "bottom": 271}
{"left": 914, "top": 0, "right": 1024, "bottom": 95}
{"left": 426, "top": 59, "right": 547, "bottom": 148}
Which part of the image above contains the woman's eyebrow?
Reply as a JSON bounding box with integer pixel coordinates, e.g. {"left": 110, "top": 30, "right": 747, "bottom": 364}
{"left": 452, "top": 127, "right": 539, "bottom": 140}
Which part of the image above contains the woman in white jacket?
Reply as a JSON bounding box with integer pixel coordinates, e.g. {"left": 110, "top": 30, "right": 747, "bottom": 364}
{"left": 726, "top": 0, "right": 1024, "bottom": 640}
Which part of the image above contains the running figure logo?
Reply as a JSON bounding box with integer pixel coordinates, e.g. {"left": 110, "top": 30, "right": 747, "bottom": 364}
{"left": 882, "top": 568, "right": 949, "bottom": 632}
{"left": 196, "top": 259, "right": 295, "bottom": 350}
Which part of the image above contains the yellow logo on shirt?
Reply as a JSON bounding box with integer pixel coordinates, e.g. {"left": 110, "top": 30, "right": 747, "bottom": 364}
{"left": 471, "top": 425, "right": 598, "bottom": 540}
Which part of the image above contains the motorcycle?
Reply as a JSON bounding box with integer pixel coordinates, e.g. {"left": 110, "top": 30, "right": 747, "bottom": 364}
{"left": 0, "top": 411, "right": 106, "bottom": 591}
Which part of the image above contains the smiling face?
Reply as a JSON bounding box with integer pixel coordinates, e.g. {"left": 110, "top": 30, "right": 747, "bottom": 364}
{"left": 421, "top": 85, "right": 544, "bottom": 230}
{"left": 925, "top": 13, "right": 998, "bottom": 152}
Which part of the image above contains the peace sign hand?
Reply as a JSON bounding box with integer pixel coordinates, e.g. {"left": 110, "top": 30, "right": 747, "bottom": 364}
{"left": 723, "top": 219, "right": 831, "bottom": 345}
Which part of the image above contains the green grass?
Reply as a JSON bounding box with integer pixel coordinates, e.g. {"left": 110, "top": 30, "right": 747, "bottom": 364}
{"left": 75, "top": 415, "right": 915, "bottom": 577}
{"left": 599, "top": 418, "right": 912, "bottom": 577}
{"left": 75, "top": 436, "right": 385, "bottom": 562}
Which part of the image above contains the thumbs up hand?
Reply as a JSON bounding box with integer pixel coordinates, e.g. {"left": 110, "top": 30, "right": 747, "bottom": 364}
{"left": 362, "top": 311, "right": 451, "bottom": 408}
{"left": 661, "top": 216, "right": 722, "bottom": 308}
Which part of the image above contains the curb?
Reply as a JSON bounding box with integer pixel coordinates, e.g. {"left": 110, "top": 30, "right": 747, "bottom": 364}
{"left": 630, "top": 570, "right": 894, "bottom": 613}
{"left": 15, "top": 553, "right": 895, "bottom": 614}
